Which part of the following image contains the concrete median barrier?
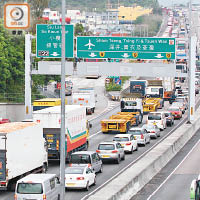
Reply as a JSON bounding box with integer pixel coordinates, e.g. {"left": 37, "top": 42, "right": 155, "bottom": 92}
{"left": 87, "top": 108, "right": 200, "bottom": 200}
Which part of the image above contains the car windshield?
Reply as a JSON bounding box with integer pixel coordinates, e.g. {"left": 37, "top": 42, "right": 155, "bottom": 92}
{"left": 142, "top": 124, "right": 154, "bottom": 129}
{"left": 128, "top": 130, "right": 141, "bottom": 135}
{"left": 65, "top": 167, "right": 84, "bottom": 174}
{"left": 176, "top": 98, "right": 184, "bottom": 103}
{"left": 70, "top": 154, "right": 91, "bottom": 164}
{"left": 165, "top": 113, "right": 170, "bottom": 117}
{"left": 17, "top": 183, "right": 43, "bottom": 194}
{"left": 98, "top": 144, "right": 115, "bottom": 150}
{"left": 148, "top": 114, "right": 161, "bottom": 120}
{"left": 113, "top": 137, "right": 129, "bottom": 142}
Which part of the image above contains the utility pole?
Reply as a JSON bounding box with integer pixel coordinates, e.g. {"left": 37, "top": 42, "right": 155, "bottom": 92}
{"left": 60, "top": 0, "right": 66, "bottom": 199}
{"left": 187, "top": 0, "right": 196, "bottom": 123}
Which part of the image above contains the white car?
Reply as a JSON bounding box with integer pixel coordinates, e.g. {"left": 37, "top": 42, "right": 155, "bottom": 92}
{"left": 65, "top": 166, "right": 96, "bottom": 190}
{"left": 113, "top": 134, "right": 138, "bottom": 153}
{"left": 128, "top": 127, "right": 150, "bottom": 146}
{"left": 142, "top": 124, "right": 161, "bottom": 139}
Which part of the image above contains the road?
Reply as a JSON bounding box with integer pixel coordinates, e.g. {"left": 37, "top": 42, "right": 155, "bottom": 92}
{"left": 0, "top": 98, "right": 191, "bottom": 200}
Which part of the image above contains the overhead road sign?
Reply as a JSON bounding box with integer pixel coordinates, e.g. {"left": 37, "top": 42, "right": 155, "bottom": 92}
{"left": 36, "top": 24, "right": 74, "bottom": 58}
{"left": 77, "top": 37, "right": 176, "bottom": 60}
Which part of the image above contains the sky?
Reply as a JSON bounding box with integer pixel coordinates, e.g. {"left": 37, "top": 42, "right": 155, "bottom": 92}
{"left": 158, "top": 0, "right": 199, "bottom": 7}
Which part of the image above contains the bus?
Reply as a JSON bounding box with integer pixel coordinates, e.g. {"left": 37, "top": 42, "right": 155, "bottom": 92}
{"left": 33, "top": 98, "right": 67, "bottom": 111}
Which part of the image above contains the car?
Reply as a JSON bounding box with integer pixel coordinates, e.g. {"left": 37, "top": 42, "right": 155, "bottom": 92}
{"left": 128, "top": 127, "right": 150, "bottom": 146}
{"left": 69, "top": 151, "right": 103, "bottom": 173}
{"left": 65, "top": 80, "right": 73, "bottom": 89}
{"left": 113, "top": 134, "right": 138, "bottom": 153}
{"left": 168, "top": 106, "right": 182, "bottom": 119}
{"left": 147, "top": 112, "right": 167, "bottom": 131}
{"left": 164, "top": 111, "right": 174, "bottom": 126}
{"left": 172, "top": 101, "right": 186, "bottom": 114}
{"left": 142, "top": 124, "right": 161, "bottom": 139}
{"left": 65, "top": 166, "right": 96, "bottom": 190}
{"left": 96, "top": 141, "right": 125, "bottom": 164}
{"left": 174, "top": 96, "right": 188, "bottom": 110}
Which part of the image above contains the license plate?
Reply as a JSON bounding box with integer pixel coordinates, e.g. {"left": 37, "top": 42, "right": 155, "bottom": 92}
{"left": 109, "top": 125, "right": 116, "bottom": 129}
{"left": 66, "top": 183, "right": 75, "bottom": 186}
{"left": 102, "top": 155, "right": 110, "bottom": 158}
{"left": 121, "top": 144, "right": 124, "bottom": 147}
{"left": 46, "top": 134, "right": 53, "bottom": 137}
{"left": 153, "top": 122, "right": 157, "bottom": 125}
{"left": 47, "top": 139, "right": 53, "bottom": 143}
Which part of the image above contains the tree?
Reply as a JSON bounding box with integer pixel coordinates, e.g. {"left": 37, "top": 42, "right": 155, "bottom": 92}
{"left": 75, "top": 23, "right": 84, "bottom": 36}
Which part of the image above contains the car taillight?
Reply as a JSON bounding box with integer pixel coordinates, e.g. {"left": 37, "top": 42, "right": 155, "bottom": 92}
{"left": 69, "top": 163, "right": 72, "bottom": 167}
{"left": 88, "top": 164, "right": 91, "bottom": 167}
{"left": 151, "top": 131, "right": 155, "bottom": 133}
{"left": 14, "top": 194, "right": 17, "bottom": 200}
{"left": 43, "top": 194, "right": 47, "bottom": 200}
{"left": 112, "top": 150, "right": 118, "bottom": 153}
{"left": 96, "top": 150, "right": 100, "bottom": 153}
{"left": 77, "top": 177, "right": 84, "bottom": 180}
{"left": 0, "top": 181, "right": 6, "bottom": 186}
{"left": 141, "top": 134, "right": 144, "bottom": 139}
{"left": 126, "top": 142, "right": 131, "bottom": 146}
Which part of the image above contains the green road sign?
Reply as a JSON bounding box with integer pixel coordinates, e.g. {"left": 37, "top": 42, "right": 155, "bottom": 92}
{"left": 77, "top": 37, "right": 176, "bottom": 60}
{"left": 36, "top": 24, "right": 74, "bottom": 58}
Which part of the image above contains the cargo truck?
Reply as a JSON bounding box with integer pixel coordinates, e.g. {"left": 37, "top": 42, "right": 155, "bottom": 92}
{"left": 0, "top": 122, "right": 48, "bottom": 190}
{"left": 130, "top": 80, "right": 147, "bottom": 97}
{"left": 33, "top": 105, "right": 89, "bottom": 161}
{"left": 120, "top": 97, "right": 143, "bottom": 123}
{"left": 72, "top": 88, "right": 96, "bottom": 115}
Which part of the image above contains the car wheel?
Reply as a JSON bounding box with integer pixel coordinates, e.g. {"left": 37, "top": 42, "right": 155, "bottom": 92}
{"left": 99, "top": 165, "right": 103, "bottom": 173}
{"left": 116, "top": 156, "right": 120, "bottom": 164}
{"left": 93, "top": 177, "right": 96, "bottom": 186}
{"left": 160, "top": 128, "right": 164, "bottom": 131}
{"left": 130, "top": 146, "right": 134, "bottom": 154}
{"left": 85, "top": 181, "right": 89, "bottom": 191}
{"left": 122, "top": 153, "right": 125, "bottom": 160}
{"left": 143, "top": 140, "right": 146, "bottom": 146}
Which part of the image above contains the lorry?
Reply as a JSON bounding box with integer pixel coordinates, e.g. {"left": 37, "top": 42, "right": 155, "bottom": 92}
{"left": 145, "top": 80, "right": 164, "bottom": 108}
{"left": 130, "top": 80, "right": 147, "bottom": 97}
{"left": 120, "top": 97, "right": 143, "bottom": 124}
{"left": 72, "top": 87, "right": 96, "bottom": 115}
{"left": 101, "top": 112, "right": 138, "bottom": 134}
{"left": 54, "top": 81, "right": 72, "bottom": 96}
{"left": 142, "top": 98, "right": 161, "bottom": 113}
{"left": 0, "top": 122, "right": 48, "bottom": 190}
{"left": 33, "top": 105, "right": 89, "bottom": 161}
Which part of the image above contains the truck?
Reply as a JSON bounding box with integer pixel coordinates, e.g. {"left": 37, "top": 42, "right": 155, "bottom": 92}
{"left": 142, "top": 98, "right": 160, "bottom": 113}
{"left": 72, "top": 87, "right": 96, "bottom": 115}
{"left": 0, "top": 122, "right": 48, "bottom": 190}
{"left": 101, "top": 112, "right": 138, "bottom": 134}
{"left": 54, "top": 81, "right": 72, "bottom": 96}
{"left": 120, "top": 97, "right": 143, "bottom": 123}
{"left": 130, "top": 80, "right": 147, "bottom": 97}
{"left": 33, "top": 105, "right": 89, "bottom": 161}
{"left": 145, "top": 80, "right": 164, "bottom": 108}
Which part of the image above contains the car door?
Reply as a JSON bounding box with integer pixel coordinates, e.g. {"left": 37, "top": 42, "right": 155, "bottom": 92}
{"left": 144, "top": 129, "right": 150, "bottom": 143}
{"left": 130, "top": 135, "right": 135, "bottom": 149}
{"left": 91, "top": 153, "right": 97, "bottom": 172}
{"left": 86, "top": 168, "right": 93, "bottom": 185}
{"left": 117, "top": 143, "right": 124, "bottom": 157}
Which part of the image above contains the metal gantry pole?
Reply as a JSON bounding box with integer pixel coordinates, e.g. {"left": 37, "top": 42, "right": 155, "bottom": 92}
{"left": 60, "top": 0, "right": 66, "bottom": 198}
{"left": 188, "top": 0, "right": 196, "bottom": 123}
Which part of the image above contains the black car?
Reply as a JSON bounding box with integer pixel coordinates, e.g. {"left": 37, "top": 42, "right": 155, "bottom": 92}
{"left": 164, "top": 112, "right": 174, "bottom": 127}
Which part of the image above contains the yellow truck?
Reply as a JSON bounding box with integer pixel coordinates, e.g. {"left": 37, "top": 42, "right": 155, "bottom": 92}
{"left": 142, "top": 98, "right": 161, "bottom": 113}
{"left": 101, "top": 112, "right": 138, "bottom": 133}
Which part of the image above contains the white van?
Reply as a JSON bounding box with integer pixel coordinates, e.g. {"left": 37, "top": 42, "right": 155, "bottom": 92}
{"left": 147, "top": 112, "right": 167, "bottom": 131}
{"left": 15, "top": 174, "right": 60, "bottom": 200}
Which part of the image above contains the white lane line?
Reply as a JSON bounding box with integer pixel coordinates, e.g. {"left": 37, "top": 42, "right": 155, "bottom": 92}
{"left": 147, "top": 138, "right": 200, "bottom": 200}
{"left": 89, "top": 131, "right": 101, "bottom": 139}
{"left": 81, "top": 116, "right": 188, "bottom": 200}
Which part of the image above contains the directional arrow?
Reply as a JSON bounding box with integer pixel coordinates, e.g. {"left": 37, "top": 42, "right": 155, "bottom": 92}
{"left": 51, "top": 52, "right": 59, "bottom": 57}
{"left": 89, "top": 52, "right": 97, "bottom": 57}
{"left": 155, "top": 54, "right": 164, "bottom": 58}
{"left": 121, "top": 53, "right": 130, "bottom": 58}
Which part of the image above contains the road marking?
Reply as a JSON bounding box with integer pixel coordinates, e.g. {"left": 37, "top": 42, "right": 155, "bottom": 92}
{"left": 81, "top": 118, "right": 185, "bottom": 200}
{"left": 147, "top": 138, "right": 200, "bottom": 200}
{"left": 89, "top": 131, "right": 101, "bottom": 139}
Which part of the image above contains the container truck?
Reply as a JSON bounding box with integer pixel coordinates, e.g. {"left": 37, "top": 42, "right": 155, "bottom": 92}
{"left": 72, "top": 87, "right": 96, "bottom": 115}
{"left": 33, "top": 105, "right": 89, "bottom": 160}
{"left": 0, "top": 122, "right": 48, "bottom": 190}
{"left": 130, "top": 80, "right": 147, "bottom": 97}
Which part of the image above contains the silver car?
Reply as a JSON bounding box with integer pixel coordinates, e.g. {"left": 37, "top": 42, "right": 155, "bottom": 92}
{"left": 70, "top": 151, "right": 103, "bottom": 173}
{"left": 96, "top": 141, "right": 125, "bottom": 164}
{"left": 128, "top": 127, "right": 150, "bottom": 146}
{"left": 142, "top": 124, "right": 160, "bottom": 139}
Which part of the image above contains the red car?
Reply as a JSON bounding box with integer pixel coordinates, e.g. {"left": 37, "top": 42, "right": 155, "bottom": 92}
{"left": 168, "top": 106, "right": 182, "bottom": 119}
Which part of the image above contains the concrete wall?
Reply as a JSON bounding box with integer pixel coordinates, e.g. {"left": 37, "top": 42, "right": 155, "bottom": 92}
{"left": 88, "top": 108, "right": 200, "bottom": 200}
{"left": 0, "top": 104, "right": 25, "bottom": 122}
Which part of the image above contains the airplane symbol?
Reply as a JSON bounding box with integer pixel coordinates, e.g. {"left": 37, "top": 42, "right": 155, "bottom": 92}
{"left": 84, "top": 39, "right": 95, "bottom": 49}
